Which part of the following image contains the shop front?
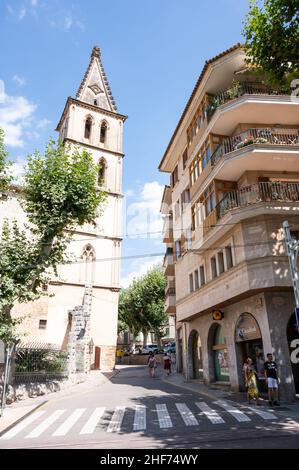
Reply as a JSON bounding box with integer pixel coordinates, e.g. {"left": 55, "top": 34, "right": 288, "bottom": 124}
{"left": 235, "top": 312, "right": 266, "bottom": 393}
{"left": 212, "top": 325, "right": 230, "bottom": 382}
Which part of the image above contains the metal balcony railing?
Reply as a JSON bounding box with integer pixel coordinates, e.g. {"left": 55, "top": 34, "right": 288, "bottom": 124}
{"left": 211, "top": 128, "right": 299, "bottom": 167}
{"left": 206, "top": 81, "right": 290, "bottom": 120}
{"left": 216, "top": 181, "right": 299, "bottom": 221}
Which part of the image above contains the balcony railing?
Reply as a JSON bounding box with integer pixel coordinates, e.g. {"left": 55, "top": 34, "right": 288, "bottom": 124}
{"left": 206, "top": 81, "right": 289, "bottom": 121}
{"left": 211, "top": 127, "right": 299, "bottom": 167}
{"left": 216, "top": 181, "right": 299, "bottom": 221}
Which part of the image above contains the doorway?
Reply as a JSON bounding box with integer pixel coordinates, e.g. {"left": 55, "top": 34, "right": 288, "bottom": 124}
{"left": 188, "top": 330, "right": 203, "bottom": 379}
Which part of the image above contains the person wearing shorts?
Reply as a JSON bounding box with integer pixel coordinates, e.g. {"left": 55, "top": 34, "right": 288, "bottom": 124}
{"left": 264, "top": 353, "right": 280, "bottom": 406}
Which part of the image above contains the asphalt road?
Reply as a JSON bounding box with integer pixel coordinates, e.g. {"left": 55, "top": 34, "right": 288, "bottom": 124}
{"left": 1, "top": 366, "right": 299, "bottom": 449}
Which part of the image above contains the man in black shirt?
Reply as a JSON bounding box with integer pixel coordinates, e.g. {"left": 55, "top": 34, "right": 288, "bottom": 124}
{"left": 264, "top": 353, "right": 280, "bottom": 406}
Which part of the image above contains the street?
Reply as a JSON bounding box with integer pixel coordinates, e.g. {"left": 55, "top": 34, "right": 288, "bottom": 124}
{"left": 0, "top": 365, "right": 299, "bottom": 449}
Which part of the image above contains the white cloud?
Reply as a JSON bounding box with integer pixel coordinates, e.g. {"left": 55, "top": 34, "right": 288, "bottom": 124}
{"left": 64, "top": 16, "right": 73, "bottom": 30}
{"left": 9, "top": 157, "right": 26, "bottom": 185}
{"left": 36, "top": 118, "right": 52, "bottom": 129}
{"left": 12, "top": 74, "right": 26, "bottom": 87}
{"left": 0, "top": 81, "right": 36, "bottom": 147}
{"left": 125, "top": 181, "right": 164, "bottom": 239}
{"left": 18, "top": 7, "right": 26, "bottom": 20}
{"left": 31, "top": 0, "right": 38, "bottom": 5}
{"left": 6, "top": 4, "right": 14, "bottom": 14}
{"left": 121, "top": 258, "right": 162, "bottom": 289}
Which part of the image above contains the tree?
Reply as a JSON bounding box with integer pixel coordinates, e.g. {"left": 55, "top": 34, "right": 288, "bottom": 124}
{"left": 0, "top": 136, "right": 106, "bottom": 341}
{"left": 118, "top": 266, "right": 167, "bottom": 347}
{"left": 0, "top": 129, "right": 12, "bottom": 194}
{"left": 243, "top": 0, "right": 299, "bottom": 85}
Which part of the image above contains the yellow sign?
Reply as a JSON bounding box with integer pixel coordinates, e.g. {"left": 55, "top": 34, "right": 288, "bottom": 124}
{"left": 212, "top": 310, "right": 224, "bottom": 321}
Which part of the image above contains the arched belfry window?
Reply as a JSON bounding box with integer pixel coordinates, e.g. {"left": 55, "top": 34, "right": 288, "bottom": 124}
{"left": 84, "top": 116, "right": 93, "bottom": 139}
{"left": 100, "top": 121, "right": 108, "bottom": 144}
{"left": 98, "top": 158, "right": 107, "bottom": 186}
{"left": 81, "top": 244, "right": 96, "bottom": 283}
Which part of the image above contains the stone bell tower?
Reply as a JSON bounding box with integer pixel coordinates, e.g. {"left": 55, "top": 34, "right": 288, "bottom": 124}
{"left": 53, "top": 46, "right": 127, "bottom": 370}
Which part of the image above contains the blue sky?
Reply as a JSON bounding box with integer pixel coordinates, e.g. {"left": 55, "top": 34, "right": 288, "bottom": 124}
{"left": 0, "top": 0, "right": 249, "bottom": 286}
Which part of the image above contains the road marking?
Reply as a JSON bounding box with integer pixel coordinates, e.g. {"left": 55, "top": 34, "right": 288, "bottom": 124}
{"left": 156, "top": 404, "right": 173, "bottom": 428}
{"left": 52, "top": 408, "right": 86, "bottom": 436}
{"left": 176, "top": 403, "right": 198, "bottom": 426}
{"left": 79, "top": 407, "right": 106, "bottom": 434}
{"left": 25, "top": 410, "right": 66, "bottom": 438}
{"left": 214, "top": 400, "right": 251, "bottom": 422}
{"left": 0, "top": 411, "right": 46, "bottom": 440}
{"left": 195, "top": 402, "right": 225, "bottom": 424}
{"left": 133, "top": 405, "right": 146, "bottom": 431}
{"left": 107, "top": 406, "right": 126, "bottom": 433}
{"left": 245, "top": 406, "right": 277, "bottom": 420}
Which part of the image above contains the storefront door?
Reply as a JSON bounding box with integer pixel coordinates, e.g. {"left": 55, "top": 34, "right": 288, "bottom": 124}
{"left": 212, "top": 325, "right": 229, "bottom": 382}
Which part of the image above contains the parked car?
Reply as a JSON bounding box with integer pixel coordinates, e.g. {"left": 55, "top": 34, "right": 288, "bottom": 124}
{"left": 163, "top": 342, "right": 176, "bottom": 354}
{"left": 141, "top": 344, "right": 159, "bottom": 355}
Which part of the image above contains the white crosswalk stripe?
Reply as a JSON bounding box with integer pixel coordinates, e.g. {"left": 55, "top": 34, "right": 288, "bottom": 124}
{"left": 0, "top": 411, "right": 46, "bottom": 440}
{"left": 176, "top": 403, "right": 198, "bottom": 426}
{"left": 52, "top": 408, "right": 86, "bottom": 436}
{"left": 25, "top": 409, "right": 66, "bottom": 438}
{"left": 195, "top": 401, "right": 225, "bottom": 424}
{"left": 107, "top": 406, "right": 126, "bottom": 433}
{"left": 245, "top": 406, "right": 277, "bottom": 420}
{"left": 133, "top": 405, "right": 146, "bottom": 431}
{"left": 156, "top": 404, "right": 173, "bottom": 428}
{"left": 80, "top": 407, "right": 106, "bottom": 434}
{"left": 214, "top": 400, "right": 251, "bottom": 422}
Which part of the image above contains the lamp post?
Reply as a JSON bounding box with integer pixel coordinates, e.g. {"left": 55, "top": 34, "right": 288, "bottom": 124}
{"left": 0, "top": 342, "right": 15, "bottom": 418}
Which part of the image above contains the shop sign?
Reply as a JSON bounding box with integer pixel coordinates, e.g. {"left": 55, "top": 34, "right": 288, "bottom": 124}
{"left": 235, "top": 313, "right": 261, "bottom": 342}
{"left": 212, "top": 310, "right": 224, "bottom": 321}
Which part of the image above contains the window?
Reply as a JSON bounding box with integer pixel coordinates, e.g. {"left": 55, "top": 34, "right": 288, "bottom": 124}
{"left": 211, "top": 256, "right": 217, "bottom": 279}
{"left": 194, "top": 269, "right": 199, "bottom": 289}
{"left": 225, "top": 245, "right": 233, "bottom": 269}
{"left": 181, "top": 187, "right": 190, "bottom": 212}
{"left": 39, "top": 319, "right": 47, "bottom": 330}
{"left": 82, "top": 244, "right": 96, "bottom": 283}
{"left": 290, "top": 230, "right": 299, "bottom": 241}
{"left": 217, "top": 251, "right": 225, "bottom": 274}
{"left": 202, "top": 183, "right": 216, "bottom": 218}
{"left": 189, "top": 273, "right": 194, "bottom": 293}
{"left": 98, "top": 158, "right": 107, "bottom": 186}
{"left": 42, "top": 284, "right": 48, "bottom": 292}
{"left": 200, "top": 265, "right": 205, "bottom": 286}
{"left": 100, "top": 121, "right": 108, "bottom": 144}
{"left": 171, "top": 165, "right": 179, "bottom": 187}
{"left": 182, "top": 148, "right": 188, "bottom": 169}
{"left": 84, "top": 117, "right": 92, "bottom": 139}
{"left": 175, "top": 240, "right": 181, "bottom": 259}
{"left": 94, "top": 99, "right": 98, "bottom": 106}
{"left": 174, "top": 199, "right": 180, "bottom": 220}
{"left": 185, "top": 227, "right": 192, "bottom": 249}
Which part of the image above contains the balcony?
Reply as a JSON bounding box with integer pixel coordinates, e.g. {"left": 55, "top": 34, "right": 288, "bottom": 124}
{"left": 165, "top": 287, "right": 176, "bottom": 314}
{"left": 163, "top": 250, "right": 175, "bottom": 276}
{"left": 162, "top": 215, "right": 173, "bottom": 243}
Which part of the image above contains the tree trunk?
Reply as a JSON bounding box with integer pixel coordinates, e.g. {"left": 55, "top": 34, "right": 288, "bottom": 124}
{"left": 142, "top": 330, "right": 148, "bottom": 347}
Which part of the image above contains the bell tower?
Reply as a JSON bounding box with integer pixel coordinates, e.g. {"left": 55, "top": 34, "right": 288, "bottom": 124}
{"left": 54, "top": 46, "right": 127, "bottom": 370}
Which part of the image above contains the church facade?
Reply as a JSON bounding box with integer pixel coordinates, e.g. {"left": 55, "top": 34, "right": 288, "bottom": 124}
{"left": 2, "top": 47, "right": 126, "bottom": 370}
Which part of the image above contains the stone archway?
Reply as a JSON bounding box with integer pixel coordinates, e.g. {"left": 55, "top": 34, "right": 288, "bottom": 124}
{"left": 287, "top": 313, "right": 299, "bottom": 394}
{"left": 187, "top": 330, "right": 202, "bottom": 379}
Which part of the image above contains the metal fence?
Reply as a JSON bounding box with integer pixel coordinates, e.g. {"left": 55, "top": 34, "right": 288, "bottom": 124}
{"left": 14, "top": 348, "right": 69, "bottom": 383}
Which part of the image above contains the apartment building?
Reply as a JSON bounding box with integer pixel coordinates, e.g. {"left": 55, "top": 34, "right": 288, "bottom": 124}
{"left": 159, "top": 44, "right": 299, "bottom": 402}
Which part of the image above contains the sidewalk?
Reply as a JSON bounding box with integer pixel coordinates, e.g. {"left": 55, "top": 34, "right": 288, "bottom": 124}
{"left": 161, "top": 369, "right": 299, "bottom": 411}
{"left": 0, "top": 369, "right": 119, "bottom": 435}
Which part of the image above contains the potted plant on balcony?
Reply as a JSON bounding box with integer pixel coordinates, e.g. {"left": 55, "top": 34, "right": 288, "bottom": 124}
{"left": 235, "top": 136, "right": 268, "bottom": 150}
{"left": 206, "top": 98, "right": 219, "bottom": 119}
{"left": 227, "top": 80, "right": 242, "bottom": 100}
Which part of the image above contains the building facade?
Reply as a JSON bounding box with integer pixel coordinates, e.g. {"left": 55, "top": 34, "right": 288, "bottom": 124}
{"left": 1, "top": 47, "right": 126, "bottom": 370}
{"left": 159, "top": 44, "right": 299, "bottom": 401}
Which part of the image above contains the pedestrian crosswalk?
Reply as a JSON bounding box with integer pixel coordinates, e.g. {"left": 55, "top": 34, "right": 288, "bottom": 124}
{"left": 0, "top": 400, "right": 278, "bottom": 441}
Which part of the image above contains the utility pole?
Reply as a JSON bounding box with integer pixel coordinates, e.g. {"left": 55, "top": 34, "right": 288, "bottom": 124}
{"left": 283, "top": 220, "right": 299, "bottom": 331}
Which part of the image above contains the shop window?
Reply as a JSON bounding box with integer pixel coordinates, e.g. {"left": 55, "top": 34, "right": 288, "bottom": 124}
{"left": 211, "top": 256, "right": 217, "bottom": 279}
{"left": 217, "top": 251, "right": 225, "bottom": 274}
{"left": 225, "top": 245, "right": 233, "bottom": 269}
{"left": 212, "top": 325, "right": 230, "bottom": 382}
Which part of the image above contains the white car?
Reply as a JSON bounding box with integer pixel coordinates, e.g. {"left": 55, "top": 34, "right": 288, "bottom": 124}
{"left": 141, "top": 344, "right": 158, "bottom": 355}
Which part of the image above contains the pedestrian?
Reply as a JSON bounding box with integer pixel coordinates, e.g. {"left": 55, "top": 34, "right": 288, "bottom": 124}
{"left": 264, "top": 353, "right": 280, "bottom": 406}
{"left": 147, "top": 352, "right": 157, "bottom": 378}
{"left": 163, "top": 352, "right": 171, "bottom": 376}
{"left": 243, "top": 357, "right": 261, "bottom": 405}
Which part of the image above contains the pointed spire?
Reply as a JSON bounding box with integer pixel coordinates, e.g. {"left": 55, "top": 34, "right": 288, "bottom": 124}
{"left": 76, "top": 46, "right": 117, "bottom": 112}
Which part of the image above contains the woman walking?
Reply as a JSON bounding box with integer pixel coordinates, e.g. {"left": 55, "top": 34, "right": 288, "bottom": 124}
{"left": 163, "top": 353, "right": 172, "bottom": 376}
{"left": 243, "top": 357, "right": 261, "bottom": 405}
{"left": 148, "top": 352, "right": 157, "bottom": 378}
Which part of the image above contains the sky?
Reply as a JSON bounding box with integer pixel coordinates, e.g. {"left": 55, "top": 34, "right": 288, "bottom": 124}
{"left": 0, "top": 0, "right": 249, "bottom": 287}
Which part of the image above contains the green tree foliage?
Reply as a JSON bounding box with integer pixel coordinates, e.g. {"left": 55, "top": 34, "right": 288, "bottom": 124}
{"left": 0, "top": 136, "right": 106, "bottom": 341}
{"left": 243, "top": 0, "right": 299, "bottom": 85}
{"left": 0, "top": 129, "right": 12, "bottom": 194}
{"left": 118, "top": 267, "right": 168, "bottom": 346}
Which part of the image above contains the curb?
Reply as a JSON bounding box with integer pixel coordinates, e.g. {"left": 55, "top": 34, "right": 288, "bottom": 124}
{"left": 0, "top": 400, "right": 48, "bottom": 437}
